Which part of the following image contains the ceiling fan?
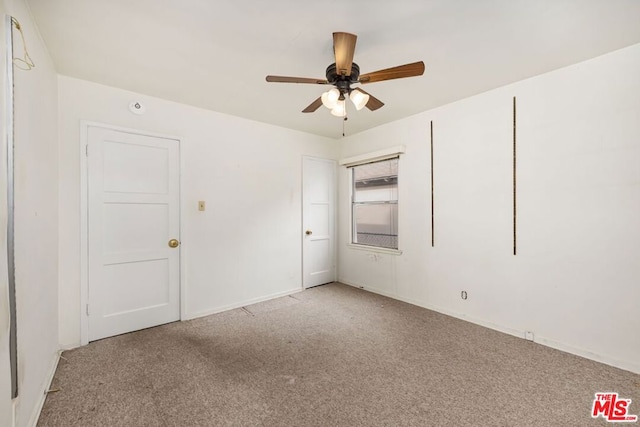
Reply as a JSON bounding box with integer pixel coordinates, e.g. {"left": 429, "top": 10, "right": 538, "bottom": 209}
{"left": 266, "top": 32, "right": 425, "bottom": 117}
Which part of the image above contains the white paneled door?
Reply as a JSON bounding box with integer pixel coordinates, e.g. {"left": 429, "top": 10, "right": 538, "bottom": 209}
{"left": 87, "top": 126, "right": 180, "bottom": 341}
{"left": 302, "top": 157, "right": 336, "bottom": 288}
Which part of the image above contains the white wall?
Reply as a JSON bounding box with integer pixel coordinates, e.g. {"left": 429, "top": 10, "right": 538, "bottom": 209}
{"left": 58, "top": 76, "right": 337, "bottom": 348}
{"left": 338, "top": 43, "right": 640, "bottom": 374}
{"left": 2, "top": 0, "right": 60, "bottom": 426}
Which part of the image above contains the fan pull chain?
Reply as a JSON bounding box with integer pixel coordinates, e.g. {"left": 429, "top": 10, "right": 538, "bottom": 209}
{"left": 342, "top": 98, "right": 349, "bottom": 137}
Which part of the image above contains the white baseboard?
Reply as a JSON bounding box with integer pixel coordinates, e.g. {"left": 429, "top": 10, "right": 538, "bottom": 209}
{"left": 60, "top": 288, "right": 305, "bottom": 350}
{"left": 59, "top": 342, "right": 80, "bottom": 351}
{"left": 533, "top": 335, "right": 640, "bottom": 375}
{"left": 340, "top": 279, "right": 522, "bottom": 337}
{"left": 28, "top": 351, "right": 61, "bottom": 427}
{"left": 338, "top": 279, "right": 639, "bottom": 375}
{"left": 185, "top": 287, "right": 303, "bottom": 321}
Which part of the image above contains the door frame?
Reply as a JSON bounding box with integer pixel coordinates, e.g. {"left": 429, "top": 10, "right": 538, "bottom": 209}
{"left": 301, "top": 156, "right": 337, "bottom": 288}
{"left": 79, "top": 121, "right": 185, "bottom": 345}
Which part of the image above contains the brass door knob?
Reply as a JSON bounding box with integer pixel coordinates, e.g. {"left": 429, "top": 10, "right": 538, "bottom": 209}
{"left": 305, "top": 230, "right": 312, "bottom": 235}
{"left": 168, "top": 239, "right": 180, "bottom": 248}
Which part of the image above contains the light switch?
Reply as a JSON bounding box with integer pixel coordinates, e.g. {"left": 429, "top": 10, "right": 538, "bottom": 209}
{"left": 198, "top": 201, "right": 206, "bottom": 211}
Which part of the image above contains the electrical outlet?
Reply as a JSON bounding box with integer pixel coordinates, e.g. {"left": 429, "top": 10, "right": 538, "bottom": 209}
{"left": 198, "top": 201, "right": 206, "bottom": 211}
{"left": 525, "top": 331, "right": 534, "bottom": 341}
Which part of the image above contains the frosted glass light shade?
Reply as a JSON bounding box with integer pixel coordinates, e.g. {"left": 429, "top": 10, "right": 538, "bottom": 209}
{"left": 350, "top": 90, "right": 370, "bottom": 110}
{"left": 321, "top": 88, "right": 340, "bottom": 109}
{"left": 331, "top": 100, "right": 346, "bottom": 117}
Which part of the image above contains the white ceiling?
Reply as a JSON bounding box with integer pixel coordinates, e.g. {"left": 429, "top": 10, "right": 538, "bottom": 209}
{"left": 26, "top": 0, "right": 640, "bottom": 139}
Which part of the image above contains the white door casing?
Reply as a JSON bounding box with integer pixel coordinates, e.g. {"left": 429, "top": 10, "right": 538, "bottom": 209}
{"left": 86, "top": 126, "right": 180, "bottom": 341}
{"left": 302, "top": 157, "right": 336, "bottom": 288}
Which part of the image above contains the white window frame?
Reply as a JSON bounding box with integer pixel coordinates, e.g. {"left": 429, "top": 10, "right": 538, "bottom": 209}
{"left": 340, "top": 146, "right": 405, "bottom": 255}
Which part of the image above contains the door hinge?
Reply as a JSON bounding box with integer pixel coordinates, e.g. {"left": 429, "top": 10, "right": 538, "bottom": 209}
{"left": 85, "top": 145, "right": 88, "bottom": 157}
{"left": 86, "top": 303, "right": 90, "bottom": 316}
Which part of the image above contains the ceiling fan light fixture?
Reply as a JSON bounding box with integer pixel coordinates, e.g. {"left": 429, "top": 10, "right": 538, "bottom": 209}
{"left": 350, "top": 90, "right": 370, "bottom": 111}
{"left": 330, "top": 99, "right": 346, "bottom": 117}
{"left": 321, "top": 88, "right": 340, "bottom": 109}
{"left": 265, "top": 32, "right": 425, "bottom": 116}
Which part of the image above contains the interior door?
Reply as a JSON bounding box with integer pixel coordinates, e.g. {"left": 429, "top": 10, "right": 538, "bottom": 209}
{"left": 87, "top": 126, "right": 180, "bottom": 341}
{"left": 302, "top": 157, "right": 336, "bottom": 288}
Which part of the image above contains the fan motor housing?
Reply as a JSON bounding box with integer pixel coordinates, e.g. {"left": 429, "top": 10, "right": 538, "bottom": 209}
{"left": 326, "top": 62, "right": 360, "bottom": 84}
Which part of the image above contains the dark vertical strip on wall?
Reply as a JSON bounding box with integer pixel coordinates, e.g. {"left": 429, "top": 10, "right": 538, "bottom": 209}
{"left": 430, "top": 121, "right": 434, "bottom": 247}
{"left": 513, "top": 97, "right": 517, "bottom": 256}
{"left": 6, "top": 14, "right": 19, "bottom": 398}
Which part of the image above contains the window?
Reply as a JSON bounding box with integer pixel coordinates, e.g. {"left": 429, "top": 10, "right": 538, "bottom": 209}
{"left": 351, "top": 157, "right": 398, "bottom": 249}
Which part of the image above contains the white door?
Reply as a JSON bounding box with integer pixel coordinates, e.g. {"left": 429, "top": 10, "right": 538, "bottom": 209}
{"left": 87, "top": 126, "right": 180, "bottom": 341}
{"left": 302, "top": 157, "right": 336, "bottom": 288}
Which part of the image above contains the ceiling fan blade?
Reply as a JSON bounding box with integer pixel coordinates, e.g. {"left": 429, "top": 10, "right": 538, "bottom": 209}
{"left": 333, "top": 32, "right": 357, "bottom": 77}
{"left": 266, "top": 75, "right": 328, "bottom": 84}
{"left": 354, "top": 87, "right": 384, "bottom": 111}
{"left": 359, "top": 61, "right": 425, "bottom": 84}
{"left": 302, "top": 97, "right": 323, "bottom": 113}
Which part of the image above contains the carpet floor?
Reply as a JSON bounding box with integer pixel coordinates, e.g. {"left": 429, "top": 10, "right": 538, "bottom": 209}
{"left": 38, "top": 283, "right": 639, "bottom": 426}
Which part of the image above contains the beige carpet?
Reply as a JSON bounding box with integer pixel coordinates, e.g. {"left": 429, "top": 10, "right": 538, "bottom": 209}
{"left": 38, "top": 283, "right": 639, "bottom": 426}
